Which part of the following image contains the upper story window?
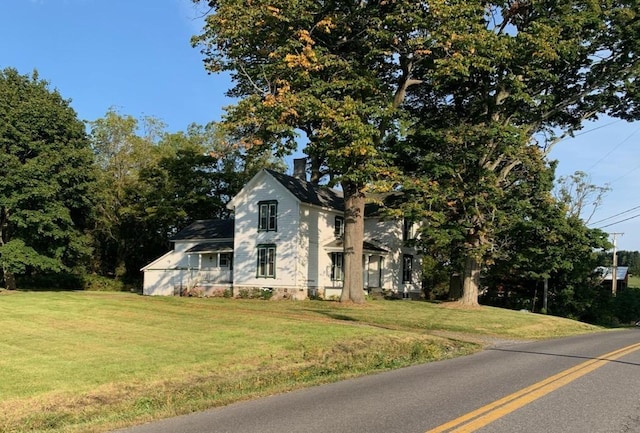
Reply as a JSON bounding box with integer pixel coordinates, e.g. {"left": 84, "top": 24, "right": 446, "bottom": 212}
{"left": 334, "top": 216, "right": 344, "bottom": 238}
{"left": 258, "top": 200, "right": 278, "bottom": 232}
{"left": 402, "top": 254, "right": 413, "bottom": 283}
{"left": 403, "top": 218, "right": 415, "bottom": 242}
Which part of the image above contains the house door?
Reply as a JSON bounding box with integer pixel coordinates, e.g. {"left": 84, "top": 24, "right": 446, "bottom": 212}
{"left": 367, "top": 256, "right": 381, "bottom": 288}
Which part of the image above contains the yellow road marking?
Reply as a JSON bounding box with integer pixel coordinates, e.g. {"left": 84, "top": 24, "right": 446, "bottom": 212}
{"left": 427, "top": 342, "right": 640, "bottom": 433}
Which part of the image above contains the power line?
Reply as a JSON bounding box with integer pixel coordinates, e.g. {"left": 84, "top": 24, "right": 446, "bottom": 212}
{"left": 589, "top": 205, "right": 640, "bottom": 226}
{"left": 609, "top": 164, "right": 640, "bottom": 185}
{"left": 572, "top": 119, "right": 622, "bottom": 137}
{"left": 586, "top": 125, "right": 640, "bottom": 172}
{"left": 598, "top": 212, "right": 640, "bottom": 229}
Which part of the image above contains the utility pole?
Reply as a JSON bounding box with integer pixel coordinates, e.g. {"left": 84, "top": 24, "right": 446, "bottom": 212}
{"left": 610, "top": 232, "right": 624, "bottom": 297}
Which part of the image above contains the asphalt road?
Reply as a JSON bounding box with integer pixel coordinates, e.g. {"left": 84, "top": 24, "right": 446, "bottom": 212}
{"left": 113, "top": 329, "right": 640, "bottom": 433}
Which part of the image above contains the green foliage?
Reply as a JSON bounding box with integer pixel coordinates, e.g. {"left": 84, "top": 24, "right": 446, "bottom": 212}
{"left": 236, "top": 287, "right": 273, "bottom": 300}
{"left": 192, "top": 0, "right": 444, "bottom": 302}
{"left": 0, "top": 68, "right": 96, "bottom": 289}
{"left": 599, "top": 250, "right": 640, "bottom": 276}
{"left": 390, "top": 0, "right": 640, "bottom": 304}
{"left": 82, "top": 274, "right": 128, "bottom": 292}
{"left": 89, "top": 111, "right": 284, "bottom": 282}
{"left": 15, "top": 272, "right": 84, "bottom": 291}
{"left": 613, "top": 287, "right": 640, "bottom": 324}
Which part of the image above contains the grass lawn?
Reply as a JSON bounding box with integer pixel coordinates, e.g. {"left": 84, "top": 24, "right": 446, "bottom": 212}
{"left": 0, "top": 291, "right": 602, "bottom": 433}
{"left": 628, "top": 275, "right": 640, "bottom": 288}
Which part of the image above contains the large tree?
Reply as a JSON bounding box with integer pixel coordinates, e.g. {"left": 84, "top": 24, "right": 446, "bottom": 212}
{"left": 0, "top": 68, "right": 95, "bottom": 290}
{"left": 395, "top": 1, "right": 640, "bottom": 305}
{"left": 483, "top": 163, "right": 611, "bottom": 313}
{"left": 131, "top": 124, "right": 285, "bottom": 273}
{"left": 89, "top": 111, "right": 285, "bottom": 280}
{"left": 89, "top": 109, "right": 163, "bottom": 278}
{"left": 192, "top": 0, "right": 445, "bottom": 302}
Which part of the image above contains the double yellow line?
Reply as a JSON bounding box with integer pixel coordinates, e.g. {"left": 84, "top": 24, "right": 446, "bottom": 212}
{"left": 427, "top": 342, "right": 640, "bottom": 433}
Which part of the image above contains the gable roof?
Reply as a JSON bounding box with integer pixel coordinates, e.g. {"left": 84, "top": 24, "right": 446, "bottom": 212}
{"left": 324, "top": 239, "right": 389, "bottom": 255}
{"left": 185, "top": 241, "right": 234, "bottom": 254}
{"left": 595, "top": 266, "right": 629, "bottom": 281}
{"left": 171, "top": 219, "right": 234, "bottom": 241}
{"left": 265, "top": 169, "right": 344, "bottom": 211}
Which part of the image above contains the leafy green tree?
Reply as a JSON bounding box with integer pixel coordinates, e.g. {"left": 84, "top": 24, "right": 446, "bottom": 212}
{"left": 617, "top": 251, "right": 640, "bottom": 275}
{"left": 599, "top": 250, "right": 640, "bottom": 276}
{"left": 0, "top": 68, "right": 96, "bottom": 290}
{"left": 130, "top": 124, "right": 285, "bottom": 273}
{"left": 394, "top": 1, "right": 640, "bottom": 305}
{"left": 88, "top": 109, "right": 162, "bottom": 278}
{"left": 484, "top": 200, "right": 610, "bottom": 318}
{"left": 192, "top": 0, "right": 454, "bottom": 302}
{"left": 89, "top": 111, "right": 285, "bottom": 281}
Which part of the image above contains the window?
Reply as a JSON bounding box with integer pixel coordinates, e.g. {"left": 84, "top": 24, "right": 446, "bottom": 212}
{"left": 403, "top": 219, "right": 414, "bottom": 241}
{"left": 258, "top": 201, "right": 278, "bottom": 231}
{"left": 402, "top": 254, "right": 413, "bottom": 283}
{"left": 334, "top": 216, "right": 344, "bottom": 238}
{"left": 257, "top": 245, "right": 276, "bottom": 278}
{"left": 219, "top": 253, "right": 230, "bottom": 267}
{"left": 331, "top": 252, "right": 344, "bottom": 281}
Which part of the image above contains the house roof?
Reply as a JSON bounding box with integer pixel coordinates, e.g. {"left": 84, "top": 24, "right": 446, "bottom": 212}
{"left": 265, "top": 169, "right": 396, "bottom": 217}
{"left": 596, "top": 266, "right": 629, "bottom": 281}
{"left": 266, "top": 169, "right": 345, "bottom": 211}
{"left": 171, "top": 219, "right": 234, "bottom": 241}
{"left": 324, "top": 239, "right": 389, "bottom": 255}
{"left": 186, "top": 241, "right": 234, "bottom": 254}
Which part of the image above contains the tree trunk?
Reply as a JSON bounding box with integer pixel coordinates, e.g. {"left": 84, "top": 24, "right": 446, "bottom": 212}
{"left": 340, "top": 181, "right": 365, "bottom": 303}
{"left": 0, "top": 207, "right": 13, "bottom": 290}
{"left": 460, "top": 254, "right": 481, "bottom": 307}
{"left": 2, "top": 266, "right": 16, "bottom": 290}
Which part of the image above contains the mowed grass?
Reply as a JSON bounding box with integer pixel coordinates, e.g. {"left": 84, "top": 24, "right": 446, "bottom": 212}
{"left": 0, "top": 291, "right": 601, "bottom": 433}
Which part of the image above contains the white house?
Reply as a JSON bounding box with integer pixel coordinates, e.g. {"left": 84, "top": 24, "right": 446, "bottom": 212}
{"left": 142, "top": 167, "right": 422, "bottom": 299}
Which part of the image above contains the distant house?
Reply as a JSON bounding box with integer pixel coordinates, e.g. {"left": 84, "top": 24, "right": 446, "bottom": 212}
{"left": 141, "top": 166, "right": 421, "bottom": 299}
{"left": 595, "top": 266, "right": 630, "bottom": 292}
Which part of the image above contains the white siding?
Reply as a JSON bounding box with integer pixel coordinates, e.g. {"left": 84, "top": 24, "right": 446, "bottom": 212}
{"left": 230, "top": 171, "right": 302, "bottom": 294}
{"left": 142, "top": 168, "right": 421, "bottom": 297}
{"left": 300, "top": 205, "right": 344, "bottom": 293}
{"left": 365, "top": 218, "right": 422, "bottom": 294}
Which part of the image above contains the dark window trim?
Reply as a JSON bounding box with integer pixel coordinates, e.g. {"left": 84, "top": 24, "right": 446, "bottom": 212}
{"left": 258, "top": 200, "right": 278, "bottom": 232}
{"left": 219, "top": 253, "right": 230, "bottom": 268}
{"left": 256, "top": 244, "right": 276, "bottom": 278}
{"left": 402, "top": 254, "right": 413, "bottom": 283}
{"left": 331, "top": 252, "right": 344, "bottom": 281}
{"left": 403, "top": 218, "right": 414, "bottom": 242}
{"left": 334, "top": 215, "right": 344, "bottom": 238}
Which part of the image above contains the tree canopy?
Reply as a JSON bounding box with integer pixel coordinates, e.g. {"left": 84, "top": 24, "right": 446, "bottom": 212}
{"left": 191, "top": 0, "right": 640, "bottom": 305}
{"left": 88, "top": 109, "right": 285, "bottom": 281}
{"left": 192, "top": 0, "right": 448, "bottom": 301}
{"left": 0, "top": 68, "right": 96, "bottom": 290}
{"left": 391, "top": 0, "right": 640, "bottom": 305}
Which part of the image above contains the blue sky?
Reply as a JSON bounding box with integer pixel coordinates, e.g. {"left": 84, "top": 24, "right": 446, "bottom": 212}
{"left": 1, "top": 0, "right": 639, "bottom": 252}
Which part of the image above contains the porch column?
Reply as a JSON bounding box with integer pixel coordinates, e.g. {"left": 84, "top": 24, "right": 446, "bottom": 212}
{"left": 363, "top": 254, "right": 370, "bottom": 288}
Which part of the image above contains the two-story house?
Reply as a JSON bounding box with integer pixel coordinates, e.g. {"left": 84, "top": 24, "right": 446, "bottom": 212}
{"left": 142, "top": 165, "right": 421, "bottom": 299}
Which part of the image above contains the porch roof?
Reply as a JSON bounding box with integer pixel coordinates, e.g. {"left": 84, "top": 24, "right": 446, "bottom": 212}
{"left": 185, "top": 241, "right": 234, "bottom": 254}
{"left": 324, "top": 239, "right": 389, "bottom": 255}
